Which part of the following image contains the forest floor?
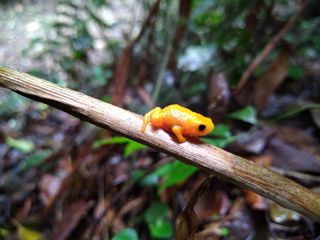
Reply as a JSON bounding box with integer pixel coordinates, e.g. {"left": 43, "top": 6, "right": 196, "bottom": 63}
{"left": 0, "top": 1, "right": 54, "bottom": 70}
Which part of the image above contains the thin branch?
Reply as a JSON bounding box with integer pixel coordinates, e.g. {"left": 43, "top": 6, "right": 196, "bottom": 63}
{"left": 168, "top": 0, "right": 192, "bottom": 70}
{"left": 235, "top": 0, "right": 308, "bottom": 92}
{"left": 0, "top": 67, "right": 320, "bottom": 222}
{"left": 151, "top": 1, "right": 177, "bottom": 104}
{"left": 110, "top": 0, "right": 161, "bottom": 106}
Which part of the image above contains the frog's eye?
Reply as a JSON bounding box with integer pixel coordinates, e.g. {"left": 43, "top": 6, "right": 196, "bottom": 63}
{"left": 198, "top": 124, "right": 206, "bottom": 131}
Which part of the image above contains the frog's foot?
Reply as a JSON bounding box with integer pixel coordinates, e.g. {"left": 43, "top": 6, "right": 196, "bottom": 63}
{"left": 172, "top": 125, "right": 186, "bottom": 143}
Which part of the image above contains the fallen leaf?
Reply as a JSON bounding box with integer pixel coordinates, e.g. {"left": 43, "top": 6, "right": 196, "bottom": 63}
{"left": 207, "top": 72, "right": 231, "bottom": 120}
{"left": 275, "top": 126, "right": 320, "bottom": 160}
{"left": 194, "top": 190, "right": 231, "bottom": 218}
{"left": 254, "top": 49, "right": 289, "bottom": 112}
{"left": 269, "top": 137, "right": 320, "bottom": 174}
{"left": 5, "top": 137, "right": 35, "bottom": 154}
{"left": 228, "top": 105, "right": 257, "bottom": 125}
{"left": 112, "top": 228, "right": 139, "bottom": 240}
{"left": 243, "top": 190, "right": 266, "bottom": 210}
{"left": 39, "top": 174, "right": 63, "bottom": 206}
{"left": 229, "top": 128, "right": 274, "bottom": 154}
{"left": 12, "top": 220, "right": 43, "bottom": 240}
{"left": 111, "top": 45, "right": 133, "bottom": 107}
{"left": 51, "top": 200, "right": 94, "bottom": 240}
{"left": 176, "top": 207, "right": 198, "bottom": 240}
{"left": 118, "top": 197, "right": 146, "bottom": 217}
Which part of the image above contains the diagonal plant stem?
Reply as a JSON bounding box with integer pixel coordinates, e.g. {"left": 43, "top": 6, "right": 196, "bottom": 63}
{"left": 0, "top": 66, "right": 320, "bottom": 222}
{"left": 235, "top": 0, "right": 309, "bottom": 92}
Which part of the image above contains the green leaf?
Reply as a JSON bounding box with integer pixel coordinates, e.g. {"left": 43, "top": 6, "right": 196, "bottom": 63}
{"left": 0, "top": 93, "right": 28, "bottom": 115}
{"left": 124, "top": 141, "right": 147, "bottom": 158}
{"left": 92, "top": 137, "right": 130, "bottom": 149}
{"left": 16, "top": 223, "right": 43, "bottom": 240}
{"left": 145, "top": 202, "right": 169, "bottom": 224}
{"left": 5, "top": 137, "right": 35, "bottom": 153}
{"left": 112, "top": 228, "right": 139, "bottom": 240}
{"left": 131, "top": 169, "right": 144, "bottom": 181}
{"left": 91, "top": 66, "right": 112, "bottom": 86}
{"left": 228, "top": 105, "right": 257, "bottom": 124}
{"left": 202, "top": 137, "right": 236, "bottom": 148}
{"left": 288, "top": 65, "right": 303, "bottom": 80}
{"left": 89, "top": 0, "right": 108, "bottom": 7}
{"left": 0, "top": 228, "right": 9, "bottom": 237}
{"left": 146, "top": 160, "right": 198, "bottom": 193}
{"left": 209, "top": 124, "right": 231, "bottom": 138}
{"left": 202, "top": 124, "right": 237, "bottom": 148}
{"left": 219, "top": 227, "right": 229, "bottom": 237}
{"left": 92, "top": 137, "right": 147, "bottom": 157}
{"left": 140, "top": 173, "right": 159, "bottom": 186}
{"left": 100, "top": 95, "right": 111, "bottom": 103}
{"left": 269, "top": 104, "right": 320, "bottom": 122}
{"left": 149, "top": 218, "right": 173, "bottom": 239}
{"left": 144, "top": 203, "right": 173, "bottom": 239}
{"left": 18, "top": 150, "right": 51, "bottom": 172}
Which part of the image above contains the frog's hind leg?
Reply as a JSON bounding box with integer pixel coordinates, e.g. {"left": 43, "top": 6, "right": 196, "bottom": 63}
{"left": 141, "top": 107, "right": 162, "bottom": 132}
{"left": 172, "top": 125, "right": 186, "bottom": 143}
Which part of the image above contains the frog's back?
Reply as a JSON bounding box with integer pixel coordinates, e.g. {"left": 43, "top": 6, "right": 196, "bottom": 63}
{"left": 161, "top": 104, "right": 197, "bottom": 127}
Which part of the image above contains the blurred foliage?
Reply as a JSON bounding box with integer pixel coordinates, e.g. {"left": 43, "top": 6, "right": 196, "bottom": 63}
{"left": 25, "top": 0, "right": 116, "bottom": 92}
{"left": 202, "top": 124, "right": 238, "bottom": 148}
{"left": 5, "top": 137, "right": 35, "bottom": 154}
{"left": 15, "top": 223, "right": 43, "bottom": 240}
{"left": 228, "top": 105, "right": 257, "bottom": 124}
{"left": 93, "top": 136, "right": 147, "bottom": 157}
{"left": 142, "top": 160, "right": 198, "bottom": 193}
{"left": 17, "top": 150, "right": 51, "bottom": 172}
{"left": 144, "top": 202, "right": 173, "bottom": 239}
{"left": 112, "top": 228, "right": 139, "bottom": 240}
{"left": 188, "top": 0, "right": 320, "bottom": 84}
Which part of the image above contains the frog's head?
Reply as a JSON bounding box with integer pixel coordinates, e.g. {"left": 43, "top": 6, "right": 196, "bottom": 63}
{"left": 187, "top": 115, "right": 214, "bottom": 137}
{"left": 196, "top": 116, "right": 214, "bottom": 136}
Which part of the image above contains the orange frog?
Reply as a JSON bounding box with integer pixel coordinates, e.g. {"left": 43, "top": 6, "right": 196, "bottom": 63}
{"left": 141, "top": 104, "right": 214, "bottom": 143}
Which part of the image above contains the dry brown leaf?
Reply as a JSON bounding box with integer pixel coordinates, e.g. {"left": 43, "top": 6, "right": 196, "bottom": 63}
{"left": 194, "top": 222, "right": 221, "bottom": 240}
{"left": 51, "top": 200, "right": 94, "bottom": 240}
{"left": 111, "top": 45, "right": 133, "bottom": 107}
{"left": 93, "top": 196, "right": 111, "bottom": 219}
{"left": 14, "top": 198, "right": 32, "bottom": 223}
{"left": 176, "top": 207, "right": 198, "bottom": 240}
{"left": 254, "top": 49, "right": 289, "bottom": 112}
{"left": 207, "top": 72, "right": 231, "bottom": 120}
{"left": 39, "top": 174, "right": 63, "bottom": 207}
{"left": 229, "top": 128, "right": 274, "bottom": 155}
{"left": 243, "top": 190, "right": 267, "bottom": 210}
{"left": 275, "top": 126, "right": 320, "bottom": 159}
{"left": 194, "top": 190, "right": 231, "bottom": 218}
{"left": 118, "top": 197, "right": 146, "bottom": 217}
{"left": 269, "top": 137, "right": 320, "bottom": 173}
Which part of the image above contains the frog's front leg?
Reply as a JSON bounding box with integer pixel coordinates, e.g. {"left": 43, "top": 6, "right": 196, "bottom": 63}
{"left": 141, "top": 107, "right": 162, "bottom": 132}
{"left": 172, "top": 125, "right": 186, "bottom": 143}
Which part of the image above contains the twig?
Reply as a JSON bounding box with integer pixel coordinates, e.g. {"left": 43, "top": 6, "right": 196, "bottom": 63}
{"left": 168, "top": 0, "right": 192, "bottom": 70}
{"left": 0, "top": 67, "right": 320, "bottom": 222}
{"left": 151, "top": 1, "right": 177, "bottom": 104}
{"left": 110, "top": 0, "right": 161, "bottom": 106}
{"left": 235, "top": 0, "right": 308, "bottom": 92}
{"left": 270, "top": 167, "right": 320, "bottom": 183}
